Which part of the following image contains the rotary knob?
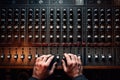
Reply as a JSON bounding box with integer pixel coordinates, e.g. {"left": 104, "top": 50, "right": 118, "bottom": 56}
{"left": 69, "top": 35, "right": 73, "bottom": 38}
{"left": 1, "top": 35, "right": 5, "bottom": 38}
{"left": 50, "top": 25, "right": 54, "bottom": 29}
{"left": 21, "top": 35, "right": 25, "bottom": 39}
{"left": 63, "top": 25, "right": 67, "bottom": 29}
{"left": 56, "top": 35, "right": 60, "bottom": 38}
{"left": 8, "top": 35, "right": 12, "bottom": 38}
{"left": 28, "top": 26, "right": 33, "bottom": 29}
{"left": 28, "top": 54, "right": 32, "bottom": 60}
{"left": 41, "top": 25, "right": 45, "bottom": 29}
{"left": 7, "top": 53, "right": 11, "bottom": 59}
{"left": 21, "top": 25, "right": 25, "bottom": 29}
{"left": 29, "top": 35, "right": 33, "bottom": 39}
{"left": 63, "top": 35, "right": 66, "bottom": 38}
{"left": 14, "top": 35, "right": 18, "bottom": 38}
{"left": 50, "top": 35, "right": 53, "bottom": 38}
{"left": 87, "top": 54, "right": 92, "bottom": 62}
{"left": 0, "top": 54, "right": 5, "bottom": 59}
{"left": 14, "top": 53, "right": 18, "bottom": 59}
{"left": 42, "top": 35, "right": 45, "bottom": 39}
{"left": 56, "top": 25, "right": 60, "bottom": 29}
{"left": 35, "top": 35, "right": 39, "bottom": 39}
{"left": 35, "top": 54, "right": 39, "bottom": 58}
{"left": 21, "top": 54, "right": 25, "bottom": 60}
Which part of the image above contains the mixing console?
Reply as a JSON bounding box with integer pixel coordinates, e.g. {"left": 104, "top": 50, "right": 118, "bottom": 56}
{"left": 0, "top": 0, "right": 120, "bottom": 69}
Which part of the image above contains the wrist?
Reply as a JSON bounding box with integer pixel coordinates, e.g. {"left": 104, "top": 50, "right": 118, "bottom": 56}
{"left": 32, "top": 75, "right": 40, "bottom": 80}
{"left": 29, "top": 77, "right": 39, "bottom": 80}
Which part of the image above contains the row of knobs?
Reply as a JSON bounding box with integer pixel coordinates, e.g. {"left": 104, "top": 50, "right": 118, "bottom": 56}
{"left": 0, "top": 34, "right": 81, "bottom": 39}
{"left": 87, "top": 54, "right": 112, "bottom": 62}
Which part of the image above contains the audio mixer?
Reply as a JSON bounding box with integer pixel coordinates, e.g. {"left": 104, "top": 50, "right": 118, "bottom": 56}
{"left": 0, "top": 0, "right": 120, "bottom": 69}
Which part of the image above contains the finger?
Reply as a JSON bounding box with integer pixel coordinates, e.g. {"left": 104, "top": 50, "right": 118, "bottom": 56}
{"left": 74, "top": 55, "right": 78, "bottom": 63}
{"left": 49, "top": 62, "right": 57, "bottom": 75}
{"left": 42, "top": 54, "right": 51, "bottom": 62}
{"left": 45, "top": 55, "right": 54, "bottom": 65}
{"left": 62, "top": 60, "right": 67, "bottom": 72}
{"left": 64, "top": 53, "right": 71, "bottom": 64}
{"left": 78, "top": 56, "right": 82, "bottom": 65}
{"left": 68, "top": 54, "right": 76, "bottom": 62}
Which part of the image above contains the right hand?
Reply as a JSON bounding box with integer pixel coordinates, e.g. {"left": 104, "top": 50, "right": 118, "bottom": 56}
{"left": 62, "top": 53, "right": 83, "bottom": 78}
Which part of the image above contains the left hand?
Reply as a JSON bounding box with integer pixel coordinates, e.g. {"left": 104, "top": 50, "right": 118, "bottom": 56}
{"left": 32, "top": 54, "right": 57, "bottom": 80}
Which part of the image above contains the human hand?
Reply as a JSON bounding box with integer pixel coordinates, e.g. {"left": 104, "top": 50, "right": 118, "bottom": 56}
{"left": 32, "top": 54, "right": 57, "bottom": 80}
{"left": 62, "top": 53, "right": 83, "bottom": 78}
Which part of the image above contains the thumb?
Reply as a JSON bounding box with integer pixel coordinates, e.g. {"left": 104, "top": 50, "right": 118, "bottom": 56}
{"left": 49, "top": 62, "right": 57, "bottom": 75}
{"left": 62, "top": 60, "right": 67, "bottom": 72}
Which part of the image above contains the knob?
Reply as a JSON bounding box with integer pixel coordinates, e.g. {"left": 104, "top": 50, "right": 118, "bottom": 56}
{"left": 94, "top": 25, "right": 98, "bottom": 29}
{"left": 14, "top": 26, "right": 18, "bottom": 29}
{"left": 28, "top": 26, "right": 33, "bottom": 29}
{"left": 69, "top": 35, "right": 73, "bottom": 38}
{"left": 101, "top": 55, "right": 105, "bottom": 59}
{"left": 50, "top": 35, "right": 53, "bottom": 38}
{"left": 28, "top": 54, "right": 32, "bottom": 60}
{"left": 41, "top": 25, "right": 45, "bottom": 29}
{"left": 108, "top": 54, "right": 112, "bottom": 61}
{"left": 29, "top": 35, "right": 33, "bottom": 39}
{"left": 77, "top": 25, "right": 81, "bottom": 29}
{"left": 42, "top": 35, "right": 45, "bottom": 39}
{"left": 35, "top": 35, "right": 39, "bottom": 39}
{"left": 0, "top": 54, "right": 5, "bottom": 59}
{"left": 50, "top": 25, "right": 54, "bottom": 29}
{"left": 21, "top": 25, "right": 25, "bottom": 29}
{"left": 63, "top": 25, "right": 67, "bottom": 29}
{"left": 56, "top": 35, "right": 60, "bottom": 38}
{"left": 21, "top": 54, "right": 25, "bottom": 59}
{"left": 115, "top": 25, "right": 120, "bottom": 29}
{"left": 7, "top": 53, "right": 11, "bottom": 59}
{"left": 1, "top": 35, "right": 5, "bottom": 38}
{"left": 8, "top": 35, "right": 12, "bottom": 38}
{"left": 35, "top": 54, "right": 39, "bottom": 58}
{"left": 69, "top": 25, "right": 73, "bottom": 29}
{"left": 14, "top": 54, "right": 18, "bottom": 59}
{"left": 94, "top": 54, "right": 99, "bottom": 61}
{"left": 35, "top": 26, "right": 39, "bottom": 29}
{"left": 21, "top": 35, "right": 25, "bottom": 39}
{"left": 87, "top": 54, "right": 92, "bottom": 62}
{"left": 14, "top": 35, "right": 18, "bottom": 38}
{"left": 56, "top": 25, "right": 60, "bottom": 29}
{"left": 63, "top": 35, "right": 66, "bottom": 38}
